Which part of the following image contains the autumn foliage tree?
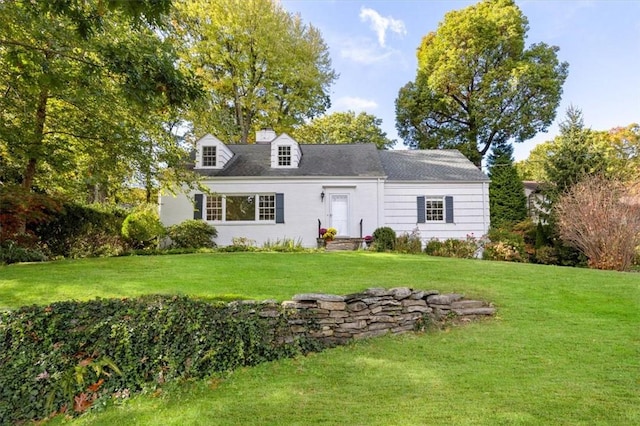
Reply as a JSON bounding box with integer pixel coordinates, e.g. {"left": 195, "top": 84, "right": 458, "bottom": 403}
{"left": 555, "top": 175, "right": 640, "bottom": 271}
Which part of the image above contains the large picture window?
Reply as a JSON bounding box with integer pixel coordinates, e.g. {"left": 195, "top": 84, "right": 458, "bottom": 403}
{"left": 205, "top": 194, "right": 277, "bottom": 222}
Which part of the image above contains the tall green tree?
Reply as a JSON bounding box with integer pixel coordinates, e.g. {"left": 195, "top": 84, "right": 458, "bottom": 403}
{"left": 291, "top": 111, "right": 395, "bottom": 149}
{"left": 174, "top": 0, "right": 337, "bottom": 144}
{"left": 395, "top": 0, "right": 568, "bottom": 166}
{"left": 543, "top": 106, "right": 607, "bottom": 199}
{"left": 0, "top": 0, "right": 201, "bottom": 202}
{"left": 515, "top": 141, "right": 553, "bottom": 182}
{"left": 517, "top": 122, "right": 640, "bottom": 184}
{"left": 488, "top": 141, "right": 527, "bottom": 228}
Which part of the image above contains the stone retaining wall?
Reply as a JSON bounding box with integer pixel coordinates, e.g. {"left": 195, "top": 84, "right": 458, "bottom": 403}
{"left": 244, "top": 287, "right": 495, "bottom": 347}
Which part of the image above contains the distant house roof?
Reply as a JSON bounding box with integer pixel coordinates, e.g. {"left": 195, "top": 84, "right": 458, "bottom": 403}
{"left": 523, "top": 181, "right": 542, "bottom": 193}
{"left": 193, "top": 143, "right": 488, "bottom": 182}
{"left": 379, "top": 150, "right": 488, "bottom": 182}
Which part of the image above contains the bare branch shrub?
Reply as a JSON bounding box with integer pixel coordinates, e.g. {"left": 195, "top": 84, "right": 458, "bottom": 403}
{"left": 555, "top": 175, "right": 640, "bottom": 271}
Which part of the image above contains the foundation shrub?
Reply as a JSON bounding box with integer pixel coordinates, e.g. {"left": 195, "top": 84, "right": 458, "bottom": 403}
{"left": 121, "top": 205, "right": 164, "bottom": 249}
{"left": 0, "top": 295, "right": 318, "bottom": 424}
{"left": 166, "top": 220, "right": 217, "bottom": 249}
{"left": 372, "top": 227, "right": 396, "bottom": 252}
{"left": 262, "top": 238, "right": 306, "bottom": 252}
{"left": 395, "top": 229, "right": 422, "bottom": 254}
{"left": 424, "top": 235, "right": 479, "bottom": 259}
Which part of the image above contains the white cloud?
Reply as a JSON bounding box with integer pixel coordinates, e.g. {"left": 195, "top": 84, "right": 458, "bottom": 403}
{"left": 334, "top": 96, "right": 378, "bottom": 111}
{"left": 359, "top": 7, "right": 407, "bottom": 47}
{"left": 339, "top": 37, "right": 397, "bottom": 64}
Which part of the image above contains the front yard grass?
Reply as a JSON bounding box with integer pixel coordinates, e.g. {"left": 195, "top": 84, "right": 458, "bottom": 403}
{"left": 1, "top": 252, "right": 639, "bottom": 425}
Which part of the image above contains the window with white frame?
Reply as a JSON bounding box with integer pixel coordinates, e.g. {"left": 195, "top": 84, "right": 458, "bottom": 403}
{"left": 206, "top": 194, "right": 276, "bottom": 222}
{"left": 425, "top": 197, "right": 444, "bottom": 221}
{"left": 202, "top": 146, "right": 216, "bottom": 167}
{"left": 206, "top": 196, "right": 222, "bottom": 221}
{"left": 259, "top": 195, "right": 275, "bottom": 220}
{"left": 278, "top": 145, "right": 291, "bottom": 166}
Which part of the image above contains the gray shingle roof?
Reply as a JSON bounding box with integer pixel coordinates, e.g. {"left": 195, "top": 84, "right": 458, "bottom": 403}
{"left": 379, "top": 150, "right": 489, "bottom": 182}
{"left": 196, "top": 143, "right": 385, "bottom": 177}
{"left": 193, "top": 144, "right": 488, "bottom": 182}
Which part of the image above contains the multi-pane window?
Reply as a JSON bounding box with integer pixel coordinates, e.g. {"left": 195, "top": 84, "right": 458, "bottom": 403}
{"left": 206, "top": 194, "right": 275, "bottom": 222}
{"left": 259, "top": 195, "right": 275, "bottom": 220}
{"left": 202, "top": 146, "right": 216, "bottom": 167}
{"left": 278, "top": 145, "right": 291, "bottom": 166}
{"left": 425, "top": 197, "right": 444, "bottom": 221}
{"left": 206, "top": 196, "right": 222, "bottom": 221}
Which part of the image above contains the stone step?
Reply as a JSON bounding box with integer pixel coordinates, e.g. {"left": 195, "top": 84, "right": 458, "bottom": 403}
{"left": 325, "top": 238, "right": 363, "bottom": 251}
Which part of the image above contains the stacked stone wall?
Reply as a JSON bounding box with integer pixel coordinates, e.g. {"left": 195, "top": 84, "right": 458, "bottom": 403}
{"left": 248, "top": 287, "right": 495, "bottom": 347}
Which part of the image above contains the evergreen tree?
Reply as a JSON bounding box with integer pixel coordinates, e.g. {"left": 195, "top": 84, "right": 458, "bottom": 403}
{"left": 543, "top": 106, "right": 607, "bottom": 200}
{"left": 488, "top": 141, "right": 528, "bottom": 228}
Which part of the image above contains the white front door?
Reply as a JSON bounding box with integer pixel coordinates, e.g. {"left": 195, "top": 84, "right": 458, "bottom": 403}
{"left": 330, "top": 194, "right": 349, "bottom": 236}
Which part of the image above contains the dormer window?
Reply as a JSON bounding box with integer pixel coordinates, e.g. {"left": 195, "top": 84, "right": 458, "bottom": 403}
{"left": 202, "top": 146, "right": 217, "bottom": 167}
{"left": 194, "top": 134, "right": 233, "bottom": 169}
{"left": 278, "top": 146, "right": 291, "bottom": 166}
{"left": 270, "top": 133, "right": 301, "bottom": 168}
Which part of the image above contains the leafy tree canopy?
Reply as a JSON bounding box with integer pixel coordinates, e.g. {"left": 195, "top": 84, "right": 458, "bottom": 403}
{"left": 0, "top": 0, "right": 201, "bottom": 203}
{"left": 291, "top": 111, "right": 395, "bottom": 149}
{"left": 174, "top": 0, "right": 337, "bottom": 144}
{"left": 517, "top": 120, "right": 639, "bottom": 185}
{"left": 395, "top": 0, "right": 568, "bottom": 166}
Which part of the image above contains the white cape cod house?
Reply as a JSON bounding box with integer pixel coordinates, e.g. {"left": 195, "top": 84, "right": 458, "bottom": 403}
{"left": 159, "top": 130, "right": 490, "bottom": 248}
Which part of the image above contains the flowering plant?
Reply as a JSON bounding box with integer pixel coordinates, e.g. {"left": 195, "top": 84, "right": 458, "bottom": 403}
{"left": 319, "top": 228, "right": 327, "bottom": 236}
{"left": 322, "top": 227, "right": 337, "bottom": 241}
{"left": 364, "top": 235, "right": 373, "bottom": 242}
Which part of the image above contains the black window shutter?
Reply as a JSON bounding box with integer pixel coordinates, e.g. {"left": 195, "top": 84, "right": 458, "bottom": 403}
{"left": 445, "top": 196, "right": 454, "bottom": 223}
{"left": 417, "top": 196, "right": 425, "bottom": 223}
{"left": 275, "top": 193, "right": 284, "bottom": 223}
{"left": 194, "top": 193, "right": 203, "bottom": 220}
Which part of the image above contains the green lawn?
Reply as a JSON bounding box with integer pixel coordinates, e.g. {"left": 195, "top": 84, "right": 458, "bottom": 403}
{"left": 1, "top": 252, "right": 639, "bottom": 425}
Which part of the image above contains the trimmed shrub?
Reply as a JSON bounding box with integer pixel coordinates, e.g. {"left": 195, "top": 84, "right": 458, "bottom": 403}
{"left": 121, "top": 205, "right": 164, "bottom": 249}
{"left": 372, "top": 227, "right": 396, "bottom": 252}
{"left": 166, "top": 220, "right": 217, "bottom": 249}
{"left": 0, "top": 296, "right": 320, "bottom": 424}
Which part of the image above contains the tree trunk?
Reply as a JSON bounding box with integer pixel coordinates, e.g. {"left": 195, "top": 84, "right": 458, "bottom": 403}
{"left": 22, "top": 87, "right": 49, "bottom": 190}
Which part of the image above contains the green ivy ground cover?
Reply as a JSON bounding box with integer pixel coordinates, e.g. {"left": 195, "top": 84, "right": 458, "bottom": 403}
{"left": 1, "top": 252, "right": 639, "bottom": 424}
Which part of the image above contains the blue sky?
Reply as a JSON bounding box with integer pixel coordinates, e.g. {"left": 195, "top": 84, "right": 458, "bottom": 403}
{"left": 281, "top": 0, "right": 640, "bottom": 161}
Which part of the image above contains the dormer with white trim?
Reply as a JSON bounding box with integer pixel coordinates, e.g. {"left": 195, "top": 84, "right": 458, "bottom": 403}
{"left": 194, "top": 134, "right": 234, "bottom": 169}
{"left": 270, "top": 133, "right": 302, "bottom": 168}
